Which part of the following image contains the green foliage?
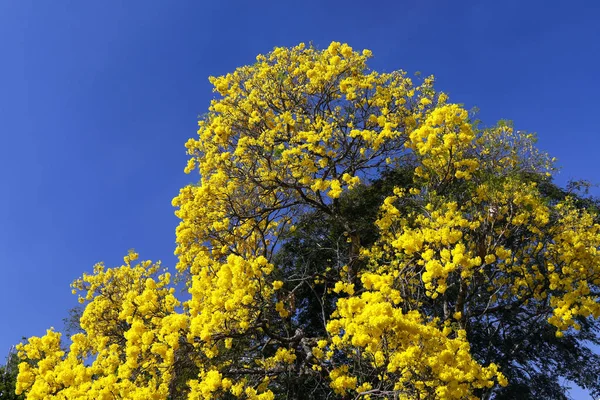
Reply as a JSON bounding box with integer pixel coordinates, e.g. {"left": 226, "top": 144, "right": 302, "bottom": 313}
{"left": 0, "top": 348, "right": 24, "bottom": 400}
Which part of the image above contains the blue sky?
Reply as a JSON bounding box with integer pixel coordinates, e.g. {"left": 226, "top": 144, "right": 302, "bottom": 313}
{"left": 1, "top": 1, "right": 599, "bottom": 398}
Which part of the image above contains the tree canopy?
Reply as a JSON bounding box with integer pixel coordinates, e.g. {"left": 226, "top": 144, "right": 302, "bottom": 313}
{"left": 14, "top": 42, "right": 600, "bottom": 400}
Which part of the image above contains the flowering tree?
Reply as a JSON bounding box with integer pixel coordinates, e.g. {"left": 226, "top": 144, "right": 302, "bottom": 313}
{"left": 15, "top": 42, "right": 600, "bottom": 400}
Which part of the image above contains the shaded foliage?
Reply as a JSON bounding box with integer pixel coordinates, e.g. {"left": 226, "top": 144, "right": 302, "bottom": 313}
{"left": 1, "top": 348, "right": 24, "bottom": 400}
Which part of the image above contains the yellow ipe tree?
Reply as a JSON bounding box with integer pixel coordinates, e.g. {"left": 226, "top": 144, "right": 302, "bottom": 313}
{"left": 15, "top": 43, "right": 600, "bottom": 400}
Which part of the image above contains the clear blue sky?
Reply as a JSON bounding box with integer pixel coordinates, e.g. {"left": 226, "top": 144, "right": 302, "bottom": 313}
{"left": 1, "top": 1, "right": 599, "bottom": 398}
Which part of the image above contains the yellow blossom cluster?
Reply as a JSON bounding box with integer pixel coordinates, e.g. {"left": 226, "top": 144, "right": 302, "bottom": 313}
{"left": 408, "top": 104, "right": 479, "bottom": 181}
{"left": 187, "top": 254, "right": 274, "bottom": 346}
{"left": 187, "top": 370, "right": 273, "bottom": 400}
{"left": 325, "top": 292, "right": 507, "bottom": 398}
{"left": 16, "top": 251, "right": 187, "bottom": 400}
{"left": 546, "top": 200, "right": 600, "bottom": 331}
